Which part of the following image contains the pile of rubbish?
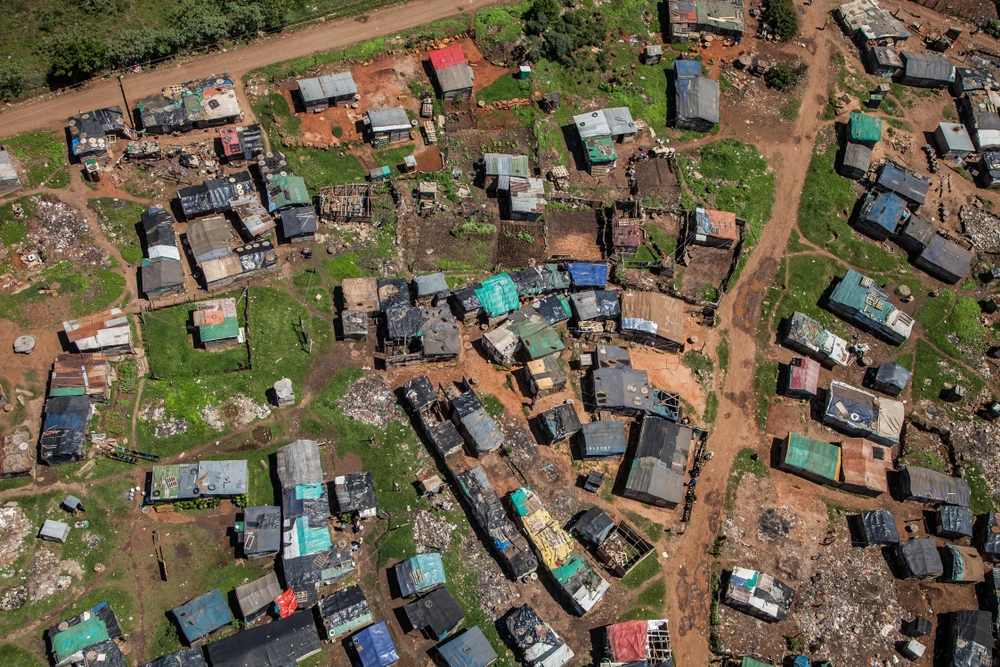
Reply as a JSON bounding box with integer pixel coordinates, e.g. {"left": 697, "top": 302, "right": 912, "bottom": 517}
{"left": 201, "top": 405, "right": 226, "bottom": 431}
{"left": 0, "top": 505, "right": 32, "bottom": 570}
{"left": 498, "top": 418, "right": 538, "bottom": 467}
{"left": 338, "top": 373, "right": 398, "bottom": 428}
{"left": 228, "top": 394, "right": 272, "bottom": 429}
{"left": 139, "top": 399, "right": 190, "bottom": 439}
{"left": 0, "top": 586, "right": 27, "bottom": 610}
{"left": 29, "top": 197, "right": 108, "bottom": 267}
{"left": 757, "top": 507, "right": 795, "bottom": 543}
{"left": 461, "top": 533, "right": 519, "bottom": 620}
{"left": 28, "top": 550, "right": 81, "bottom": 602}
{"left": 911, "top": 400, "right": 1000, "bottom": 484}
{"left": 960, "top": 204, "right": 1000, "bottom": 253}
{"left": 412, "top": 509, "right": 457, "bottom": 553}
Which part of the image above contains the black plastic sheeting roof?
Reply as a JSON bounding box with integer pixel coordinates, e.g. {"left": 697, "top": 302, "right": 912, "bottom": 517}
{"left": 280, "top": 207, "right": 318, "bottom": 238}
{"left": 378, "top": 278, "right": 411, "bottom": 313}
{"left": 450, "top": 285, "right": 483, "bottom": 316}
{"left": 875, "top": 362, "right": 912, "bottom": 390}
{"left": 574, "top": 506, "right": 615, "bottom": 546}
{"left": 505, "top": 605, "right": 567, "bottom": 662}
{"left": 570, "top": 290, "right": 621, "bottom": 322}
{"left": 982, "top": 511, "right": 1000, "bottom": 557}
{"left": 537, "top": 403, "right": 582, "bottom": 443}
{"left": 902, "top": 466, "right": 971, "bottom": 507}
{"left": 205, "top": 611, "right": 321, "bottom": 667}
{"left": 403, "top": 376, "right": 437, "bottom": 412}
{"left": 860, "top": 509, "right": 899, "bottom": 545}
{"left": 948, "top": 610, "right": 994, "bottom": 667}
{"left": 937, "top": 505, "right": 974, "bottom": 538}
{"left": 140, "top": 648, "right": 208, "bottom": 667}
{"left": 40, "top": 396, "right": 91, "bottom": 465}
{"left": 385, "top": 306, "right": 425, "bottom": 340}
{"left": 402, "top": 587, "right": 464, "bottom": 639}
{"left": 898, "top": 538, "right": 943, "bottom": 578}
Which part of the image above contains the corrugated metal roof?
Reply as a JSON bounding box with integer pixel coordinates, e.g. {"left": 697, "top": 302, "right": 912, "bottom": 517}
{"left": 674, "top": 59, "right": 702, "bottom": 79}
{"left": 172, "top": 588, "right": 233, "bottom": 643}
{"left": 187, "top": 216, "right": 232, "bottom": 264}
{"left": 877, "top": 160, "right": 930, "bottom": 205}
{"left": 937, "top": 122, "right": 975, "bottom": 152}
{"left": 435, "top": 64, "right": 474, "bottom": 93}
{"left": 901, "top": 51, "right": 955, "bottom": 83}
{"left": 483, "top": 153, "right": 529, "bottom": 177}
{"left": 915, "top": 235, "right": 972, "bottom": 282}
{"left": 0, "top": 150, "right": 22, "bottom": 188}
{"left": 366, "top": 107, "right": 411, "bottom": 132}
{"left": 676, "top": 76, "right": 720, "bottom": 124}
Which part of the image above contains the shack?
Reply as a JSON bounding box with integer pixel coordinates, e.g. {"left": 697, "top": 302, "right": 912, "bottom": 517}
{"left": 279, "top": 207, "right": 317, "bottom": 243}
{"left": 450, "top": 284, "right": 484, "bottom": 323}
{"left": 574, "top": 507, "right": 616, "bottom": 546}
{"left": 849, "top": 111, "right": 882, "bottom": 144}
{"left": 296, "top": 72, "right": 358, "bottom": 111}
{"left": 537, "top": 404, "right": 582, "bottom": 444}
{"left": 140, "top": 649, "right": 207, "bottom": 667}
{"left": 858, "top": 509, "right": 899, "bottom": 545}
{"left": 450, "top": 390, "right": 504, "bottom": 454}
{"left": 378, "top": 277, "right": 411, "bottom": 312}
{"left": 205, "top": 610, "right": 322, "bottom": 667}
{"left": 783, "top": 357, "right": 820, "bottom": 398}
{"left": 840, "top": 438, "right": 891, "bottom": 496}
{"left": 573, "top": 111, "right": 620, "bottom": 174}
{"left": 234, "top": 571, "right": 282, "bottom": 621}
{"left": 414, "top": 272, "right": 450, "bottom": 305}
{"left": 897, "top": 215, "right": 936, "bottom": 254}
{"left": 898, "top": 51, "right": 955, "bottom": 88}
{"left": 148, "top": 460, "right": 248, "bottom": 502}
{"left": 566, "top": 263, "right": 609, "bottom": 289}
{"left": 823, "top": 381, "right": 904, "bottom": 445}
{"left": 782, "top": 311, "right": 851, "bottom": 366}
{"left": 692, "top": 207, "right": 739, "bottom": 248}
{"left": 239, "top": 506, "right": 281, "bottom": 558}
{"left": 934, "top": 122, "right": 975, "bottom": 158}
{"left": 475, "top": 274, "right": 520, "bottom": 324}
{"left": 63, "top": 308, "right": 133, "bottom": 355}
{"left": 482, "top": 153, "right": 530, "bottom": 180}
{"left": 49, "top": 601, "right": 125, "bottom": 667}
{"left": 504, "top": 605, "right": 574, "bottom": 667}
{"left": 317, "top": 585, "right": 373, "bottom": 639}
{"left": 979, "top": 511, "right": 1000, "bottom": 561}
{"left": 596, "top": 344, "right": 631, "bottom": 368}
{"left": 172, "top": 589, "right": 233, "bottom": 645}
{"left": 856, "top": 191, "right": 909, "bottom": 240}
{"left": 578, "top": 420, "right": 628, "bottom": 459}
{"left": 900, "top": 465, "right": 971, "bottom": 507}
{"left": 364, "top": 107, "right": 411, "bottom": 146}
{"left": 403, "top": 586, "right": 464, "bottom": 640}
{"left": 0, "top": 150, "right": 20, "bottom": 197}
{"left": 50, "top": 353, "right": 111, "bottom": 403}
{"left": 229, "top": 195, "right": 274, "bottom": 239}
{"left": 945, "top": 611, "right": 994, "bottom": 667}
{"left": 438, "top": 627, "right": 498, "bottom": 667}
{"left": 622, "top": 418, "right": 693, "bottom": 508}
{"left": 674, "top": 60, "right": 719, "bottom": 132}
{"left": 779, "top": 433, "right": 842, "bottom": 486}
{"left": 142, "top": 260, "right": 185, "bottom": 297}
{"left": 40, "top": 396, "right": 92, "bottom": 465}
{"left": 509, "top": 487, "right": 610, "bottom": 614}
{"left": 913, "top": 235, "right": 973, "bottom": 284}
{"left": 218, "top": 124, "right": 264, "bottom": 164}
{"left": 186, "top": 217, "right": 232, "bottom": 265}
{"left": 619, "top": 291, "right": 686, "bottom": 351}
{"left": 138, "top": 75, "right": 241, "bottom": 134}
{"left": 840, "top": 141, "right": 873, "bottom": 179}
{"left": 935, "top": 505, "right": 974, "bottom": 540}
{"left": 511, "top": 264, "right": 570, "bottom": 297}
{"left": 40, "top": 520, "right": 70, "bottom": 543}
{"left": 193, "top": 298, "right": 241, "bottom": 349}
{"left": 453, "top": 467, "right": 538, "bottom": 580}
{"left": 429, "top": 45, "right": 474, "bottom": 99}
{"left": 827, "top": 269, "right": 914, "bottom": 345}
{"left": 342, "top": 277, "right": 380, "bottom": 316}
{"left": 420, "top": 305, "right": 461, "bottom": 360}
{"left": 603, "top": 619, "right": 671, "bottom": 667}
{"left": 875, "top": 160, "right": 931, "bottom": 207}
{"left": 524, "top": 355, "right": 567, "bottom": 396}
{"left": 394, "top": 553, "right": 445, "bottom": 598}
{"left": 333, "top": 472, "right": 378, "bottom": 519}
{"left": 499, "top": 176, "right": 546, "bottom": 221}
{"left": 67, "top": 107, "right": 127, "bottom": 158}
{"left": 896, "top": 538, "right": 943, "bottom": 579}
{"left": 569, "top": 291, "right": 620, "bottom": 325}
{"left": 266, "top": 175, "right": 310, "bottom": 213}
{"left": 723, "top": 568, "right": 794, "bottom": 622}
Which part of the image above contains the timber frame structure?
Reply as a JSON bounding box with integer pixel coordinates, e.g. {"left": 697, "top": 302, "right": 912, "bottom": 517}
{"left": 318, "top": 183, "right": 373, "bottom": 223}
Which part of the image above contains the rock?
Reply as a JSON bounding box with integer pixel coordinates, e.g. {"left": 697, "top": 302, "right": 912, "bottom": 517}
{"left": 896, "top": 284, "right": 911, "bottom": 298}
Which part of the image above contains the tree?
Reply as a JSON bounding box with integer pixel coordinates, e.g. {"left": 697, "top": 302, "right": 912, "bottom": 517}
{"left": 986, "top": 20, "right": 1000, "bottom": 39}
{"left": 48, "top": 34, "right": 109, "bottom": 84}
{"left": 173, "top": 1, "right": 230, "bottom": 48}
{"left": 544, "top": 31, "right": 575, "bottom": 63}
{"left": 766, "top": 0, "right": 799, "bottom": 41}
{"left": 765, "top": 61, "right": 807, "bottom": 91}
{"left": 228, "top": 3, "right": 268, "bottom": 37}
{"left": 0, "top": 62, "right": 26, "bottom": 101}
{"left": 107, "top": 29, "right": 176, "bottom": 68}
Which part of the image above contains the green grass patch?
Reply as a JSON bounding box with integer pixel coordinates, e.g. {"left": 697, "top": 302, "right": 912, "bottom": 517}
{"left": 797, "top": 130, "right": 899, "bottom": 272}
{"left": 753, "top": 357, "right": 779, "bottom": 428}
{"left": 0, "top": 645, "right": 45, "bottom": 667}
{"left": 321, "top": 223, "right": 398, "bottom": 282}
{"left": 636, "top": 578, "right": 666, "bottom": 609}
{"left": 643, "top": 224, "right": 678, "bottom": 258}
{"left": 143, "top": 293, "right": 250, "bottom": 378}
{"left": 372, "top": 144, "right": 416, "bottom": 172}
{"left": 717, "top": 330, "right": 730, "bottom": 377}
{"left": 47, "top": 169, "right": 70, "bottom": 189}
{"left": 780, "top": 99, "right": 800, "bottom": 121}
{"left": 137, "top": 285, "right": 331, "bottom": 454}
{"left": 620, "top": 554, "right": 662, "bottom": 589}
{"left": 704, "top": 391, "right": 719, "bottom": 425}
{"left": 964, "top": 460, "right": 997, "bottom": 514}
{"left": 1, "top": 131, "right": 66, "bottom": 187}
{"left": 726, "top": 447, "right": 769, "bottom": 512}
{"left": 775, "top": 253, "right": 848, "bottom": 334}
{"left": 682, "top": 350, "right": 714, "bottom": 375}
{"left": 476, "top": 73, "right": 533, "bottom": 105}
{"left": 0, "top": 261, "right": 124, "bottom": 326}
{"left": 912, "top": 339, "right": 985, "bottom": 406}
{"left": 622, "top": 510, "right": 664, "bottom": 542}
{"left": 88, "top": 198, "right": 145, "bottom": 265}
{"left": 481, "top": 393, "right": 505, "bottom": 420}
{"left": 901, "top": 449, "right": 947, "bottom": 473}
{"left": 292, "top": 268, "right": 332, "bottom": 315}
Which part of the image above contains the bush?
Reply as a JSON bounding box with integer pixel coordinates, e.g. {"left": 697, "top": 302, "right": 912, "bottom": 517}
{"left": 765, "top": 62, "right": 807, "bottom": 91}
{"left": 107, "top": 29, "right": 176, "bottom": 68}
{"left": 0, "top": 63, "right": 25, "bottom": 101}
{"left": 48, "top": 33, "right": 109, "bottom": 84}
{"left": 986, "top": 20, "right": 1000, "bottom": 39}
{"left": 766, "top": 0, "right": 799, "bottom": 41}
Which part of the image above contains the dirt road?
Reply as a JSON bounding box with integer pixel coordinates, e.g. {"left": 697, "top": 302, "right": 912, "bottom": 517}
{"left": 662, "top": 2, "right": 838, "bottom": 663}
{"left": 0, "top": 0, "right": 498, "bottom": 137}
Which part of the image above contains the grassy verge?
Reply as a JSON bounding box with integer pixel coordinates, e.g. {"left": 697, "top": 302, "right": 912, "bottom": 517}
{"left": 774, "top": 253, "right": 849, "bottom": 335}
{"left": 476, "top": 73, "right": 532, "bottom": 105}
{"left": 0, "top": 261, "right": 124, "bottom": 326}
{"left": 622, "top": 509, "right": 664, "bottom": 542}
{"left": 1, "top": 131, "right": 66, "bottom": 187}
{"left": 87, "top": 198, "right": 145, "bottom": 265}
{"left": 753, "top": 357, "right": 779, "bottom": 428}
{"left": 900, "top": 449, "right": 947, "bottom": 473}
{"left": 964, "top": 461, "right": 997, "bottom": 514}
{"left": 620, "top": 554, "right": 662, "bottom": 590}
{"left": 911, "top": 339, "right": 985, "bottom": 406}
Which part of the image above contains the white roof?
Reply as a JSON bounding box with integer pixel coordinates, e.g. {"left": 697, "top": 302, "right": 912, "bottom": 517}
{"left": 0, "top": 150, "right": 20, "bottom": 186}
{"left": 75, "top": 324, "right": 132, "bottom": 352}
{"left": 148, "top": 245, "right": 182, "bottom": 261}
{"left": 573, "top": 108, "right": 637, "bottom": 139}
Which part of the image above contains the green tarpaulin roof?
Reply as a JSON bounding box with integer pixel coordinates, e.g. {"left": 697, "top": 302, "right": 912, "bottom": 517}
{"left": 295, "top": 483, "right": 325, "bottom": 500}
{"left": 509, "top": 320, "right": 564, "bottom": 360}
{"left": 200, "top": 317, "right": 239, "bottom": 342}
{"left": 784, "top": 433, "right": 841, "bottom": 482}
{"left": 850, "top": 112, "right": 882, "bottom": 143}
{"left": 585, "top": 135, "right": 617, "bottom": 165}
{"left": 741, "top": 659, "right": 774, "bottom": 667}
{"left": 52, "top": 617, "right": 110, "bottom": 661}
{"left": 475, "top": 274, "right": 520, "bottom": 318}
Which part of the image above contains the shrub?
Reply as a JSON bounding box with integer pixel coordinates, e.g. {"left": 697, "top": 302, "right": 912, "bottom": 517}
{"left": 765, "top": 62, "right": 808, "bottom": 91}
{"left": 986, "top": 20, "right": 1000, "bottom": 39}
{"left": 766, "top": 0, "right": 799, "bottom": 41}
{"left": 0, "top": 63, "right": 25, "bottom": 101}
{"left": 48, "top": 33, "right": 109, "bottom": 84}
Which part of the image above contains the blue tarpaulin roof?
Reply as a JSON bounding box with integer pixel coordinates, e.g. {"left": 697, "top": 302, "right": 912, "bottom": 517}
{"left": 172, "top": 589, "right": 233, "bottom": 644}
{"left": 674, "top": 59, "right": 702, "bottom": 79}
{"left": 351, "top": 621, "right": 399, "bottom": 667}
{"left": 438, "top": 627, "right": 498, "bottom": 667}
{"left": 566, "top": 263, "right": 608, "bottom": 288}
{"left": 860, "top": 191, "right": 909, "bottom": 235}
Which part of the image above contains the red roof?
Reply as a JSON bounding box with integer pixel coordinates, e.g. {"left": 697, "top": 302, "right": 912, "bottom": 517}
{"left": 788, "top": 357, "right": 820, "bottom": 395}
{"left": 219, "top": 127, "right": 241, "bottom": 157}
{"left": 607, "top": 621, "right": 647, "bottom": 662}
{"left": 429, "top": 45, "right": 467, "bottom": 71}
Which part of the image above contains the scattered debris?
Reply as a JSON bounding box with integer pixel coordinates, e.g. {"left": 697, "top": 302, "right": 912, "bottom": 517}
{"left": 0, "top": 505, "right": 32, "bottom": 570}
{"left": 0, "top": 586, "right": 27, "bottom": 610}
{"left": 27, "top": 550, "right": 82, "bottom": 602}
{"left": 338, "top": 374, "right": 397, "bottom": 428}
{"left": 412, "top": 509, "right": 456, "bottom": 553}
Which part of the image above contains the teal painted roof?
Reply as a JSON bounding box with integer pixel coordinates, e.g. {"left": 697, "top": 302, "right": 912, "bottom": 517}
{"left": 52, "top": 617, "right": 109, "bottom": 661}
{"left": 200, "top": 316, "right": 239, "bottom": 342}
{"left": 475, "top": 274, "right": 519, "bottom": 318}
{"left": 784, "top": 433, "right": 841, "bottom": 482}
{"left": 850, "top": 112, "right": 882, "bottom": 143}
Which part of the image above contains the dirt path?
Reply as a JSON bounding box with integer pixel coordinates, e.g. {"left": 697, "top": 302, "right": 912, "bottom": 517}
{"left": 0, "top": 0, "right": 500, "bottom": 138}
{"left": 663, "top": 3, "right": 839, "bottom": 663}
